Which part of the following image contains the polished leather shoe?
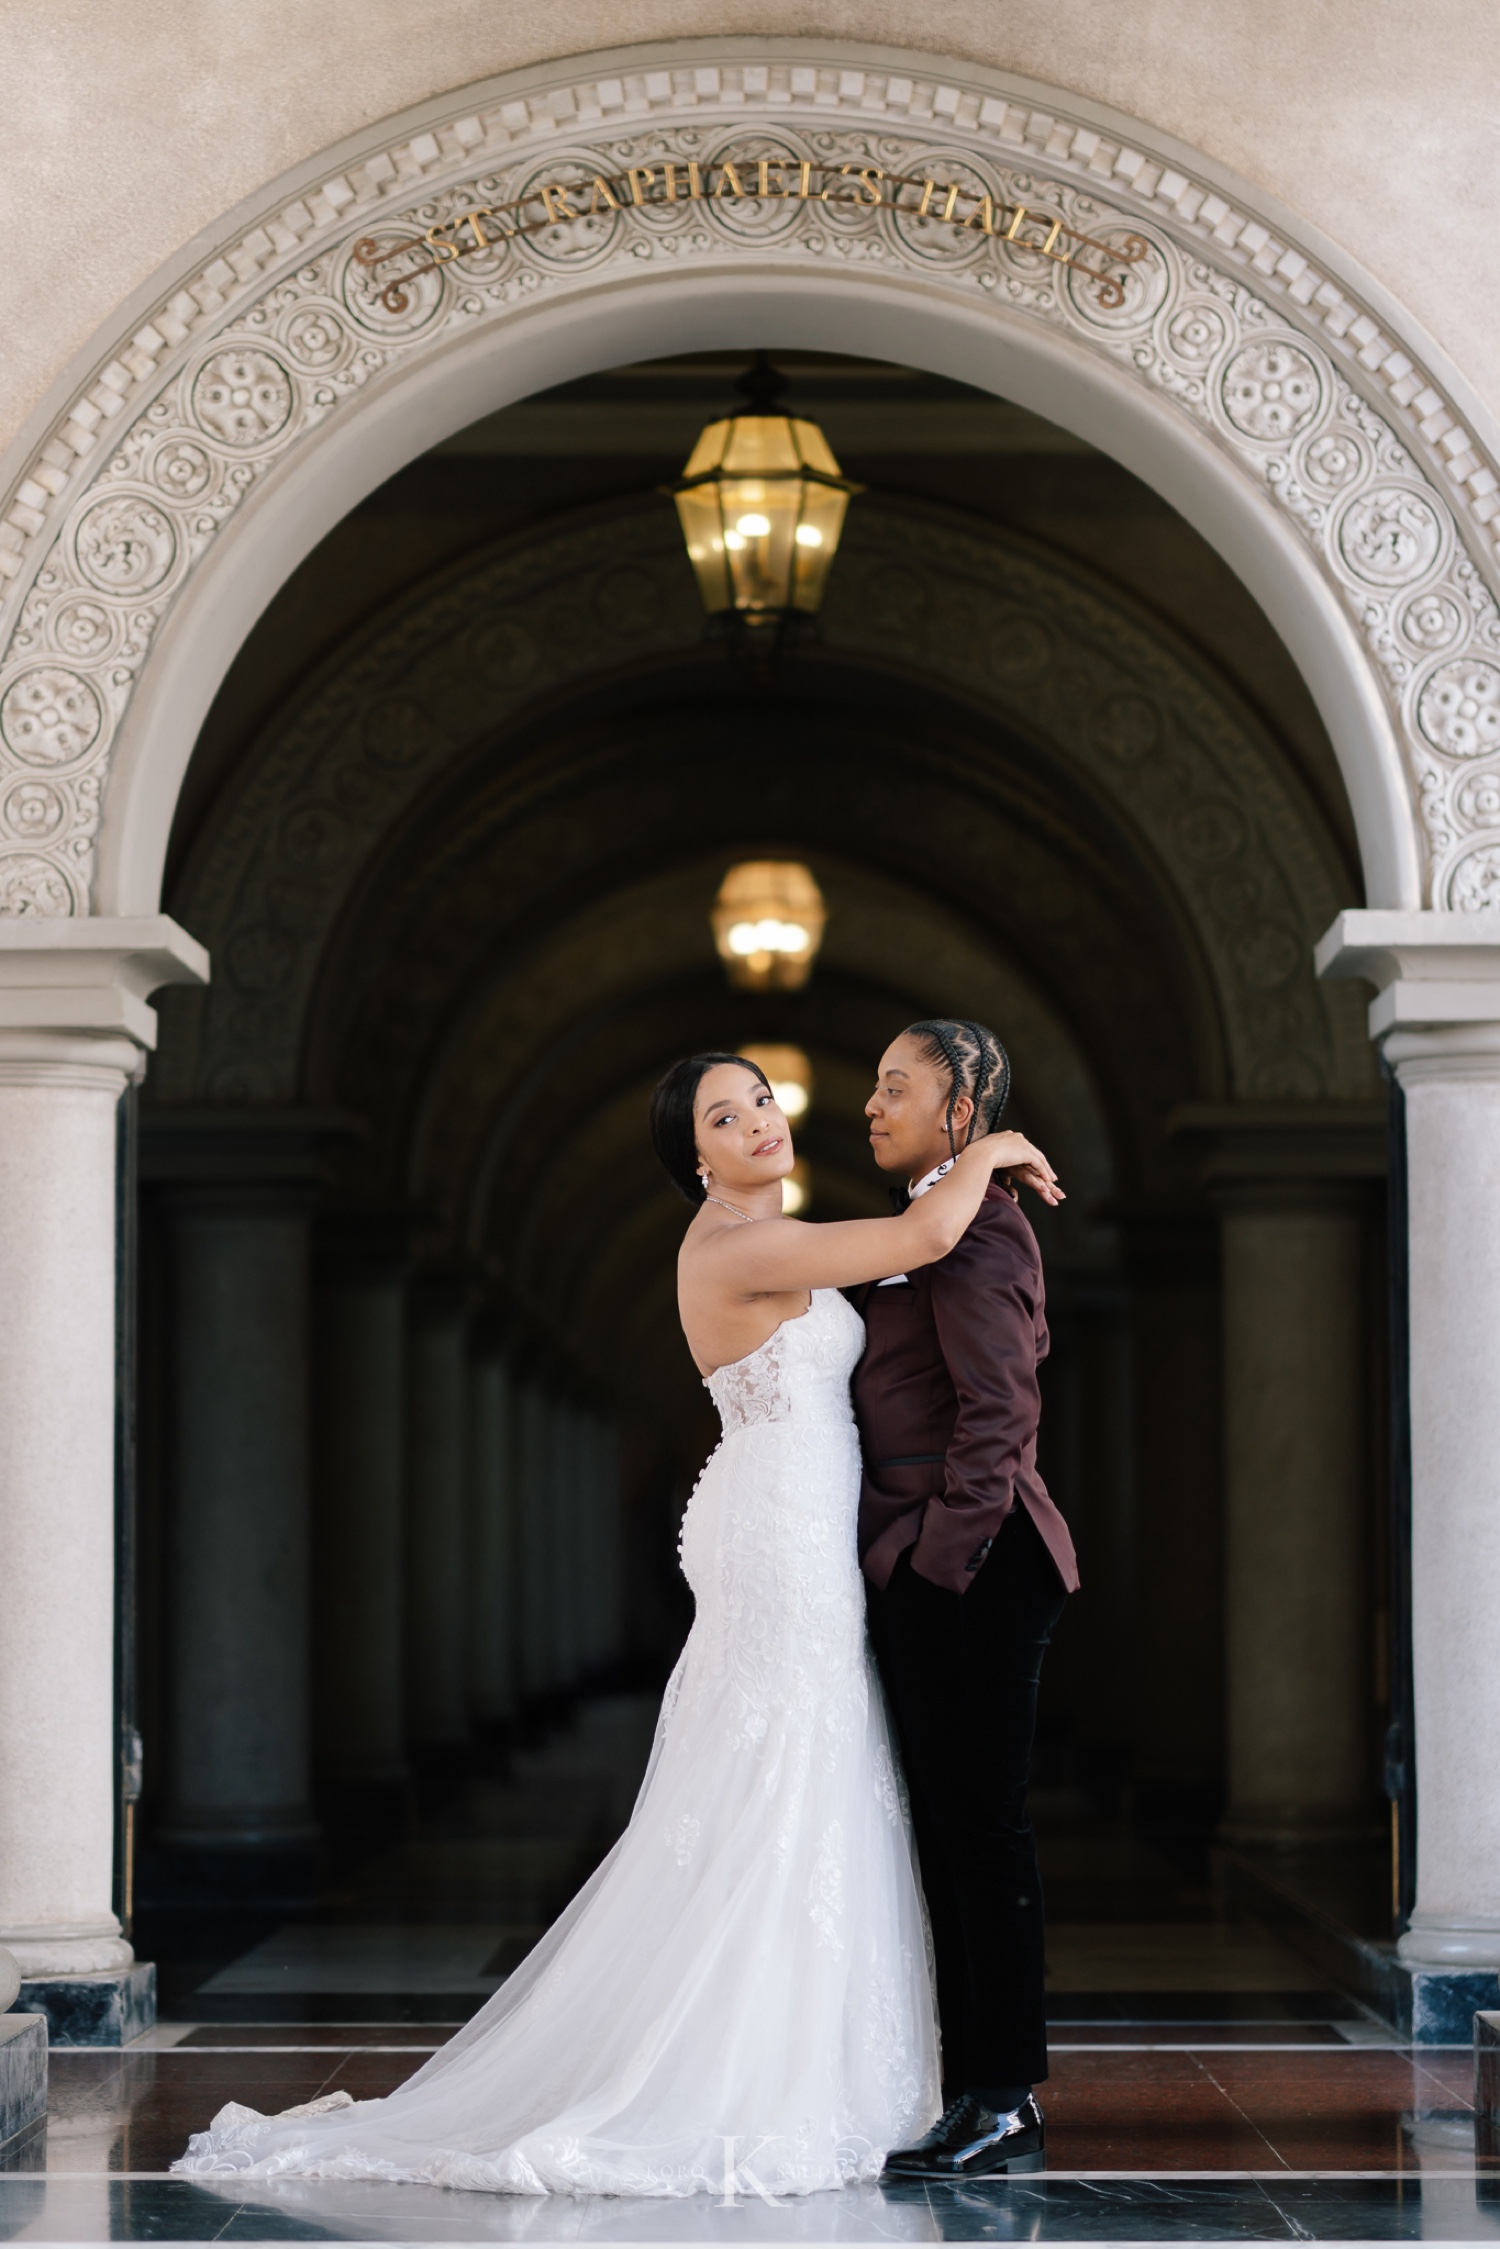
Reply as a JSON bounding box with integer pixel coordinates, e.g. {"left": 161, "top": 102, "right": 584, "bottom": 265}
{"left": 882, "top": 2091, "right": 1045, "bottom": 2179}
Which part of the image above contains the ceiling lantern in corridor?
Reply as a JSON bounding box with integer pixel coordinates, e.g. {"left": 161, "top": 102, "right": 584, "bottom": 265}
{"left": 712, "top": 862, "right": 827, "bottom": 990}
{"left": 667, "top": 357, "right": 862, "bottom": 638}
{"left": 740, "top": 1044, "right": 813, "bottom": 1119}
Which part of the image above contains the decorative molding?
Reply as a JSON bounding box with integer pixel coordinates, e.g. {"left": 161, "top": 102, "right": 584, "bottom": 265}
{"left": 0, "top": 914, "right": 206, "bottom": 1051}
{"left": 0, "top": 43, "right": 1494, "bottom": 913}
{"left": 154, "top": 497, "right": 1371, "bottom": 1133}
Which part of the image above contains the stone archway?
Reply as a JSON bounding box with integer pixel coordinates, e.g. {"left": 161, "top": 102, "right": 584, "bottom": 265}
{"left": 128, "top": 472, "right": 1381, "bottom": 1897}
{"left": 3, "top": 37, "right": 1499, "bottom": 922}
{"left": 4, "top": 37, "right": 1500, "bottom": 2032}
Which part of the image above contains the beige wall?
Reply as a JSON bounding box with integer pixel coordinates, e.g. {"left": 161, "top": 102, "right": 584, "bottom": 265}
{"left": 2, "top": 2, "right": 1494, "bottom": 458}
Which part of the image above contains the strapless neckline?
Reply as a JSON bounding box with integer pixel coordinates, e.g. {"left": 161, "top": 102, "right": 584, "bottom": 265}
{"left": 701, "top": 1292, "right": 816, "bottom": 1385}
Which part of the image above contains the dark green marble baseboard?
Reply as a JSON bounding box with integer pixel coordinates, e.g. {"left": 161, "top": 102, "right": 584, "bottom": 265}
{"left": 18, "top": 1963, "right": 155, "bottom": 2047}
{"left": 0, "top": 2015, "right": 46, "bottom": 2155}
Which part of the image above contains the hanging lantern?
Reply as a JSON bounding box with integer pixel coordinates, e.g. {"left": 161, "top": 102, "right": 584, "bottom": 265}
{"left": 781, "top": 1160, "right": 812, "bottom": 1216}
{"left": 740, "top": 1044, "right": 813, "bottom": 1119}
{"left": 711, "top": 862, "right": 827, "bottom": 991}
{"left": 667, "top": 358, "right": 862, "bottom": 636}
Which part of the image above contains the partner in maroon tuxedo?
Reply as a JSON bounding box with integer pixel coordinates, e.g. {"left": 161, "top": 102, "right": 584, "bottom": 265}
{"left": 849, "top": 1018, "right": 1079, "bottom": 2183}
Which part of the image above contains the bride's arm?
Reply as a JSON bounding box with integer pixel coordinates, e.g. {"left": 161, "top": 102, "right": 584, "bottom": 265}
{"left": 698, "top": 1133, "right": 1062, "bottom": 1296}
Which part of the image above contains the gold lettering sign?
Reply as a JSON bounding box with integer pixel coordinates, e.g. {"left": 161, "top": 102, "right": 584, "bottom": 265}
{"left": 355, "top": 158, "right": 1149, "bottom": 315}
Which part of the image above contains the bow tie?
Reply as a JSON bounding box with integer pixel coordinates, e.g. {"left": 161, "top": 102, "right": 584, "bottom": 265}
{"left": 888, "top": 1184, "right": 911, "bottom": 1214}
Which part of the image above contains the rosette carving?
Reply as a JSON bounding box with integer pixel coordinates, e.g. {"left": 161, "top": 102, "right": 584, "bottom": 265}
{"left": 0, "top": 852, "right": 77, "bottom": 916}
{"left": 1222, "top": 342, "right": 1323, "bottom": 441}
{"left": 0, "top": 668, "right": 102, "bottom": 767}
{"left": 75, "top": 493, "right": 177, "bottom": 595}
{"left": 191, "top": 347, "right": 294, "bottom": 447}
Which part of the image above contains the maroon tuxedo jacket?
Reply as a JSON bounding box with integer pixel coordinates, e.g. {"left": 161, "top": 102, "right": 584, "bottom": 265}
{"left": 847, "top": 1182, "right": 1080, "bottom": 1598}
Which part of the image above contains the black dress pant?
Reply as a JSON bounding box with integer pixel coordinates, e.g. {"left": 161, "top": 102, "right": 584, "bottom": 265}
{"left": 866, "top": 1502, "right": 1067, "bottom": 2095}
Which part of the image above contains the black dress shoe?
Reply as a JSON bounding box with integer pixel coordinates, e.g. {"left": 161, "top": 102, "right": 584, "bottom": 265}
{"left": 882, "top": 2091, "right": 1045, "bottom": 2179}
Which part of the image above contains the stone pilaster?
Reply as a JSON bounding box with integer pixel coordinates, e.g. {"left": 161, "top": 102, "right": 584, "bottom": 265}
{"left": 1388, "top": 1035, "right": 1500, "bottom": 1972}
{"left": 404, "top": 1274, "right": 472, "bottom": 1756}
{"left": 1320, "top": 911, "right": 1500, "bottom": 2034}
{"left": 514, "top": 1377, "right": 554, "bottom": 1702}
{"left": 1179, "top": 1105, "right": 1384, "bottom": 1845}
{"left": 468, "top": 1324, "right": 517, "bottom": 1736}
{"left": 145, "top": 1114, "right": 352, "bottom": 1848}
{"left": 311, "top": 1215, "right": 411, "bottom": 1800}
{"left": 0, "top": 920, "right": 204, "bottom": 2025}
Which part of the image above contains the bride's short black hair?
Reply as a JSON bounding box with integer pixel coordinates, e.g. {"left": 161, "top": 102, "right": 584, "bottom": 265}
{"left": 650, "top": 1052, "right": 772, "bottom": 1205}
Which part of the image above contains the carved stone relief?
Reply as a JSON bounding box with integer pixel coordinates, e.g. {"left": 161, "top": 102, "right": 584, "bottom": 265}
{"left": 154, "top": 498, "right": 1371, "bottom": 1156}
{"left": 0, "top": 48, "right": 1495, "bottom": 915}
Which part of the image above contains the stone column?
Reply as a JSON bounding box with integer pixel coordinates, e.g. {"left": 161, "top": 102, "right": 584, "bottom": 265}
{"left": 1396, "top": 1035, "right": 1500, "bottom": 1974}
{"left": 147, "top": 1117, "right": 348, "bottom": 1848}
{"left": 1184, "top": 1107, "right": 1384, "bottom": 1845}
{"left": 551, "top": 1402, "right": 580, "bottom": 1692}
{"left": 1320, "top": 913, "right": 1500, "bottom": 2021}
{"left": 0, "top": 919, "right": 204, "bottom": 2009}
{"left": 404, "top": 1276, "right": 471, "bottom": 1757}
{"left": 514, "top": 1378, "right": 551, "bottom": 1702}
{"left": 587, "top": 1415, "right": 625, "bottom": 1678}
{"left": 576, "top": 1414, "right": 605, "bottom": 1681}
{"left": 1119, "top": 1214, "right": 1223, "bottom": 1826}
{"left": 311, "top": 1219, "right": 409, "bottom": 1799}
{"left": 468, "top": 1326, "right": 517, "bottom": 1736}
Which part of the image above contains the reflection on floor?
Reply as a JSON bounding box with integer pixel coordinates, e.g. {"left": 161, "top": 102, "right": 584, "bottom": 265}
{"left": 8, "top": 1697, "right": 1493, "bottom": 2239}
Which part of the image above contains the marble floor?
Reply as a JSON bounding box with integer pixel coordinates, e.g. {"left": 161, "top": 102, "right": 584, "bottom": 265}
{"left": 9, "top": 1703, "right": 1491, "bottom": 2241}
{"left": 5, "top": 2017, "right": 1496, "bottom": 2241}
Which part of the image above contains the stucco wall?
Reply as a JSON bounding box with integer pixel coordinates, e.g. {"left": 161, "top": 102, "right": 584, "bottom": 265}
{"left": 3, "top": 1, "right": 1495, "bottom": 459}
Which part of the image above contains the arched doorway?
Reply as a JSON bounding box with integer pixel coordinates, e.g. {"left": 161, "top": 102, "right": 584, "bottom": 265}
{"left": 4, "top": 42, "right": 1499, "bottom": 2041}
{"left": 124, "top": 344, "right": 1384, "bottom": 2021}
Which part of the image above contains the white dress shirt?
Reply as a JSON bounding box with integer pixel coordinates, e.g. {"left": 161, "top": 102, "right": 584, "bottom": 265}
{"left": 876, "top": 1158, "right": 956, "bottom": 1285}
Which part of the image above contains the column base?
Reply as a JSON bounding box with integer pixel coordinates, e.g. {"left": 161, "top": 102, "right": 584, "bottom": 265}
{"left": 156, "top": 1805, "right": 318, "bottom": 1849}
{"left": 0, "top": 2016, "right": 47, "bottom": 2157}
{"left": 1218, "top": 1846, "right": 1500, "bottom": 2041}
{"left": 1399, "top": 1917, "right": 1500, "bottom": 1969}
{"left": 18, "top": 1962, "right": 156, "bottom": 2047}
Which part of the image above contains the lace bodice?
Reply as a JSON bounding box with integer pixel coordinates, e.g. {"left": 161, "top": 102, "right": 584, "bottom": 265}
{"left": 704, "top": 1288, "right": 865, "bottom": 1436}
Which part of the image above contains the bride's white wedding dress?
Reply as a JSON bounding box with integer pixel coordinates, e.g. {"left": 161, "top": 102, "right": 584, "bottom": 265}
{"left": 174, "top": 1288, "right": 940, "bottom": 2197}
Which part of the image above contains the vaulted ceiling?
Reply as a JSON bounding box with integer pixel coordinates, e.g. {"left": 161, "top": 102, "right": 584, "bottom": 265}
{"left": 152, "top": 353, "right": 1372, "bottom": 1451}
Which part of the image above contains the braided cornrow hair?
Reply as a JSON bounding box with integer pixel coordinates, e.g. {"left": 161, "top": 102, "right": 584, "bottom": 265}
{"left": 904, "top": 1017, "right": 1012, "bottom": 1160}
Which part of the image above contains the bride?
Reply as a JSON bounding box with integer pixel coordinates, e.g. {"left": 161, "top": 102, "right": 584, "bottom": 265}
{"left": 174, "top": 1050, "right": 1060, "bottom": 2199}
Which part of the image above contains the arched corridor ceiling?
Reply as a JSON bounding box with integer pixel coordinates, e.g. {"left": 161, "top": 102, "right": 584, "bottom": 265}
{"left": 152, "top": 355, "right": 1376, "bottom": 1441}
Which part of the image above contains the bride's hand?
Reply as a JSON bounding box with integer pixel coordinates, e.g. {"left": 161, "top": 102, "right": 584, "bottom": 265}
{"left": 974, "top": 1130, "right": 1065, "bottom": 1207}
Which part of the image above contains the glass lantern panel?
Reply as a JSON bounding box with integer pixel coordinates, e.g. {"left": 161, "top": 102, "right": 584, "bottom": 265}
{"left": 679, "top": 419, "right": 731, "bottom": 478}
{"left": 720, "top": 415, "right": 803, "bottom": 475}
{"left": 790, "top": 418, "right": 844, "bottom": 477}
{"left": 791, "top": 483, "right": 851, "bottom": 612}
{"left": 672, "top": 485, "right": 733, "bottom": 614}
{"left": 720, "top": 475, "right": 797, "bottom": 613}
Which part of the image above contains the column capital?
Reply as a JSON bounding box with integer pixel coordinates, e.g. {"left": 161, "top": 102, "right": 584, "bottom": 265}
{"left": 1317, "top": 909, "right": 1500, "bottom": 1076}
{"left": 315, "top": 1206, "right": 417, "bottom": 1284}
{"left": 1170, "top": 1101, "right": 1386, "bottom": 1199}
{"left": 0, "top": 915, "right": 207, "bottom": 1079}
{"left": 140, "top": 1106, "right": 363, "bottom": 1199}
